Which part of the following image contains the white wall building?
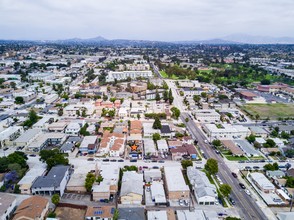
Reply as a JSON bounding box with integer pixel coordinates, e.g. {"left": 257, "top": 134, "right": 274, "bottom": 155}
{"left": 195, "top": 110, "right": 220, "bottom": 123}
{"left": 203, "top": 124, "right": 250, "bottom": 142}
{"left": 106, "top": 71, "right": 153, "bottom": 82}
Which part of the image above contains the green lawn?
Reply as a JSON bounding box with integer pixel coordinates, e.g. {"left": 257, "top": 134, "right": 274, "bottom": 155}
{"left": 243, "top": 103, "right": 294, "bottom": 120}
{"left": 225, "top": 155, "right": 248, "bottom": 161}
{"left": 159, "top": 71, "right": 180, "bottom": 79}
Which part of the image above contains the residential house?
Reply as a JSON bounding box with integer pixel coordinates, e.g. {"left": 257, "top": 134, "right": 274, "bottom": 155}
{"left": 120, "top": 171, "right": 143, "bottom": 205}
{"left": 31, "top": 165, "right": 71, "bottom": 196}
{"left": 118, "top": 208, "right": 145, "bottom": 220}
{"left": 12, "top": 196, "right": 49, "bottom": 220}
{"left": 0, "top": 126, "right": 23, "bottom": 148}
{"left": 0, "top": 193, "right": 16, "bottom": 220}
{"left": 98, "top": 131, "right": 125, "bottom": 157}
{"left": 157, "top": 139, "right": 169, "bottom": 153}
{"left": 249, "top": 172, "right": 275, "bottom": 193}
{"left": 65, "top": 122, "right": 81, "bottom": 135}
{"left": 187, "top": 167, "right": 217, "bottom": 205}
{"left": 85, "top": 206, "right": 116, "bottom": 220}
{"left": 203, "top": 124, "right": 250, "bottom": 141}
{"left": 164, "top": 166, "right": 190, "bottom": 201}
{"left": 160, "top": 125, "right": 173, "bottom": 138}
{"left": 80, "top": 136, "right": 98, "bottom": 154}
{"left": 195, "top": 110, "right": 220, "bottom": 123}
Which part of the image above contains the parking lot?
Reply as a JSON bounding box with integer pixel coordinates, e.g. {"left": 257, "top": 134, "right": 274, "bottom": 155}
{"left": 62, "top": 193, "right": 90, "bottom": 201}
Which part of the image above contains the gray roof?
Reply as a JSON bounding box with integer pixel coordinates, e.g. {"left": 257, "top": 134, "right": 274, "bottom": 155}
{"left": 60, "top": 142, "right": 75, "bottom": 152}
{"left": 0, "top": 193, "right": 16, "bottom": 215}
{"left": 14, "top": 129, "right": 41, "bottom": 143}
{"left": 118, "top": 208, "right": 145, "bottom": 220}
{"left": 249, "top": 126, "right": 268, "bottom": 134}
{"left": 67, "top": 136, "right": 82, "bottom": 143}
{"left": 234, "top": 140, "right": 260, "bottom": 156}
{"left": 32, "top": 165, "right": 70, "bottom": 188}
{"left": 120, "top": 171, "right": 143, "bottom": 196}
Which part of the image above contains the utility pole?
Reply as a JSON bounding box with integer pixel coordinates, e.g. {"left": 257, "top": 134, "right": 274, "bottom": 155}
{"left": 290, "top": 192, "right": 294, "bottom": 212}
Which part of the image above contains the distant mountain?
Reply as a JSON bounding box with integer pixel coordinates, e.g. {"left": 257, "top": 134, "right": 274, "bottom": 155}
{"left": 176, "top": 38, "right": 241, "bottom": 45}
{"left": 222, "top": 34, "right": 294, "bottom": 44}
{"left": 52, "top": 36, "right": 107, "bottom": 43}
{"left": 1, "top": 34, "right": 294, "bottom": 45}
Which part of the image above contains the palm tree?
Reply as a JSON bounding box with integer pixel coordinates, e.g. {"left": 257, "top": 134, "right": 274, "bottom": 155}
{"left": 255, "top": 114, "right": 260, "bottom": 124}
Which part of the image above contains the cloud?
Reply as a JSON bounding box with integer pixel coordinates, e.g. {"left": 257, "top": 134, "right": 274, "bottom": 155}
{"left": 0, "top": 0, "right": 293, "bottom": 40}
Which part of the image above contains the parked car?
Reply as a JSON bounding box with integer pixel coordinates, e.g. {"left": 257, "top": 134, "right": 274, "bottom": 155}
{"left": 245, "top": 189, "right": 251, "bottom": 196}
{"left": 229, "top": 197, "right": 236, "bottom": 205}
{"left": 102, "top": 159, "right": 110, "bottom": 162}
{"left": 29, "top": 154, "right": 36, "bottom": 157}
{"left": 239, "top": 183, "right": 246, "bottom": 189}
{"left": 232, "top": 172, "right": 237, "bottom": 178}
{"left": 87, "top": 158, "right": 94, "bottom": 161}
{"left": 253, "top": 166, "right": 260, "bottom": 170}
{"left": 118, "top": 159, "right": 124, "bottom": 162}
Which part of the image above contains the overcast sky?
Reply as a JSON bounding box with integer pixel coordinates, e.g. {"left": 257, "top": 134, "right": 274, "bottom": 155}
{"left": 0, "top": 0, "right": 293, "bottom": 41}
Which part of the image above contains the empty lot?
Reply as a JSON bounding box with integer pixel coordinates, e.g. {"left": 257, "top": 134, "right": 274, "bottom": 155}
{"left": 243, "top": 103, "right": 294, "bottom": 119}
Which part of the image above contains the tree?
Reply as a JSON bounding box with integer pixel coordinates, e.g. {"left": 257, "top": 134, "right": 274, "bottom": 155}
{"left": 255, "top": 114, "right": 260, "bottom": 124}
{"left": 225, "top": 217, "right": 241, "bottom": 220}
{"left": 181, "top": 160, "right": 193, "bottom": 169}
{"left": 263, "top": 139, "right": 276, "bottom": 148}
{"left": 261, "top": 79, "right": 271, "bottom": 85}
{"left": 10, "top": 82, "right": 16, "bottom": 90}
{"left": 171, "top": 107, "right": 180, "bottom": 120}
{"left": 137, "top": 113, "right": 141, "bottom": 120}
{"left": 51, "top": 194, "right": 60, "bottom": 206}
{"left": 39, "top": 149, "right": 68, "bottom": 169}
{"left": 82, "top": 108, "right": 87, "bottom": 117}
{"left": 58, "top": 108, "right": 63, "bottom": 116}
{"left": 85, "top": 173, "right": 95, "bottom": 192}
{"left": 201, "top": 92, "right": 207, "bottom": 98}
{"left": 281, "top": 131, "right": 290, "bottom": 139}
{"left": 163, "top": 90, "right": 169, "bottom": 102}
{"left": 205, "top": 158, "right": 218, "bottom": 175}
{"left": 246, "top": 134, "right": 256, "bottom": 143}
{"left": 7, "top": 152, "right": 27, "bottom": 168}
{"left": 155, "top": 89, "right": 161, "bottom": 102}
{"left": 152, "top": 133, "right": 161, "bottom": 141}
{"left": 168, "top": 88, "right": 174, "bottom": 104}
{"left": 96, "top": 175, "right": 104, "bottom": 183}
{"left": 15, "top": 97, "right": 24, "bottom": 104}
{"left": 264, "top": 163, "right": 278, "bottom": 171}
{"left": 212, "top": 140, "right": 221, "bottom": 147}
{"left": 152, "top": 117, "right": 162, "bottom": 129}
{"left": 219, "top": 184, "right": 232, "bottom": 197}
{"left": 162, "top": 81, "right": 169, "bottom": 90}
{"left": 8, "top": 163, "right": 25, "bottom": 177}
{"left": 113, "top": 209, "right": 119, "bottom": 220}
{"left": 193, "top": 95, "right": 201, "bottom": 104}
{"left": 286, "top": 176, "right": 294, "bottom": 188}
{"left": 285, "top": 149, "right": 294, "bottom": 158}
{"left": 0, "top": 157, "right": 9, "bottom": 172}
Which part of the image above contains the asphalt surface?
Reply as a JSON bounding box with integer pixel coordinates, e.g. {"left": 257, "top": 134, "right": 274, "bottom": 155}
{"left": 181, "top": 112, "right": 268, "bottom": 220}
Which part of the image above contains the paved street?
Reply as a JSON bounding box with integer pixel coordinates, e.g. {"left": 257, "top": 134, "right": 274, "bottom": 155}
{"left": 181, "top": 112, "right": 271, "bottom": 220}
{"left": 164, "top": 78, "right": 272, "bottom": 219}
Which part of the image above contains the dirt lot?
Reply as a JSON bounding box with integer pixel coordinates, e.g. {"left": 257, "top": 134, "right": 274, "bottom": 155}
{"left": 55, "top": 207, "right": 86, "bottom": 220}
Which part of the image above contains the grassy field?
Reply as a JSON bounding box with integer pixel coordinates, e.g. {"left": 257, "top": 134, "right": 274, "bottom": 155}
{"left": 243, "top": 103, "right": 294, "bottom": 119}
{"left": 159, "top": 71, "right": 180, "bottom": 79}
{"left": 225, "top": 155, "right": 248, "bottom": 161}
